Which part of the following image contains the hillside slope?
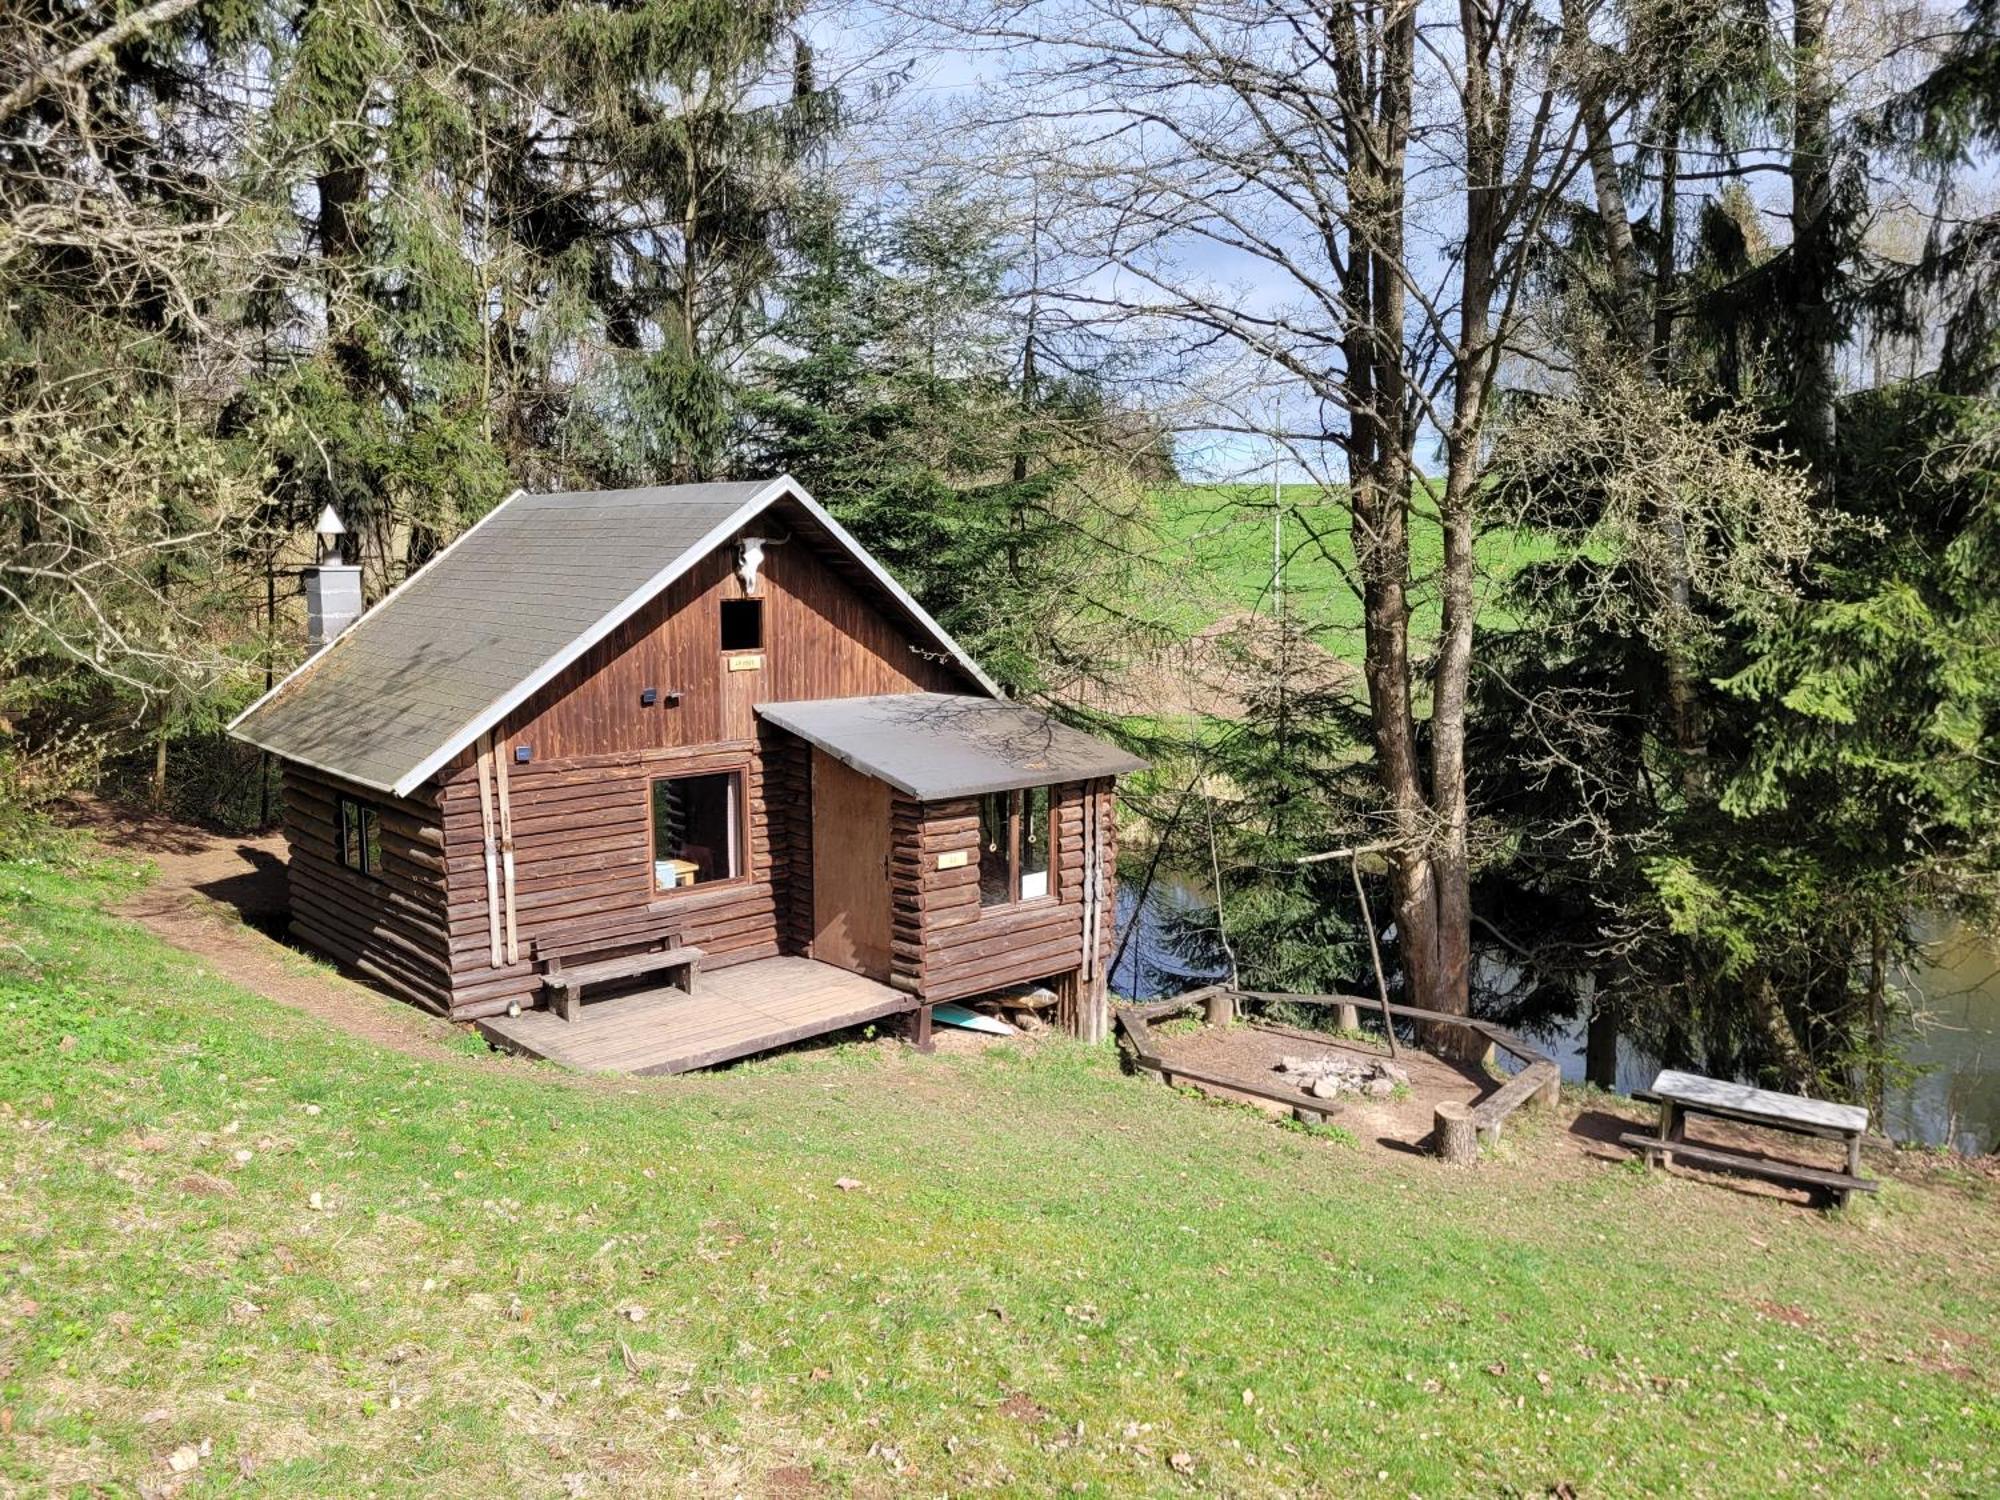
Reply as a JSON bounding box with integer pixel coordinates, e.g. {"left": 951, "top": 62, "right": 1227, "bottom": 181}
{"left": 0, "top": 854, "right": 1993, "bottom": 1497}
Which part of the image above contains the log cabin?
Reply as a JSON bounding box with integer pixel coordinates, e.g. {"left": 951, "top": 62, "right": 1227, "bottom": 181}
{"left": 228, "top": 476, "right": 1144, "bottom": 1073}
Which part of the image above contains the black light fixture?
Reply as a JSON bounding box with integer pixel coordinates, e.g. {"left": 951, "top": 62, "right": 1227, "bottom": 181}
{"left": 640, "top": 687, "right": 658, "bottom": 707}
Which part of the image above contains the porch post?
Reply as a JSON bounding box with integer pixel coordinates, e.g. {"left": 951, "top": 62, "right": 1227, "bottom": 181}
{"left": 906, "top": 1003, "right": 934, "bottom": 1054}
{"left": 1057, "top": 967, "right": 1110, "bottom": 1044}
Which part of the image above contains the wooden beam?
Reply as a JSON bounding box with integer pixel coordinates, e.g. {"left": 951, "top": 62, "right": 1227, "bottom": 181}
{"left": 475, "top": 734, "right": 503, "bottom": 969}
{"left": 493, "top": 735, "right": 519, "bottom": 965}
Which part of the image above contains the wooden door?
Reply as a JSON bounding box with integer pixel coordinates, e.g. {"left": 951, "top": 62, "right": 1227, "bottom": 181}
{"left": 810, "top": 748, "right": 893, "bottom": 980}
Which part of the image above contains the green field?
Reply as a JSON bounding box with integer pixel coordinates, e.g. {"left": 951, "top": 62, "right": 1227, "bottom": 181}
{"left": 2, "top": 852, "right": 1996, "bottom": 1495}
{"left": 1144, "top": 484, "right": 1559, "bottom": 659}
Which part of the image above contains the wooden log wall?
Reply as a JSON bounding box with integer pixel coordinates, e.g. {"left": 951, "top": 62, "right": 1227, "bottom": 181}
{"left": 273, "top": 510, "right": 1134, "bottom": 1030}
{"left": 410, "top": 519, "right": 976, "bottom": 1020}
{"left": 281, "top": 764, "right": 453, "bottom": 1013}
{"left": 767, "top": 730, "right": 814, "bottom": 955}
{"left": 889, "top": 778, "right": 1119, "bottom": 1006}
{"left": 433, "top": 735, "right": 799, "bottom": 1019}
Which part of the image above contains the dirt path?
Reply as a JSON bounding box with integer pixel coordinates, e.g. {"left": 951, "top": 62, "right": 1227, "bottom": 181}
{"left": 65, "top": 798, "right": 467, "bottom": 1062}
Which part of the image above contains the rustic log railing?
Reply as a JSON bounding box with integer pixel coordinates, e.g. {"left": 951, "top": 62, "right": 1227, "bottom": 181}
{"left": 1113, "top": 987, "right": 1562, "bottom": 1156}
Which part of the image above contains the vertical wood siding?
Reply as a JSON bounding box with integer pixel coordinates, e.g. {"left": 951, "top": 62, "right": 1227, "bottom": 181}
{"left": 500, "top": 533, "right": 966, "bottom": 761}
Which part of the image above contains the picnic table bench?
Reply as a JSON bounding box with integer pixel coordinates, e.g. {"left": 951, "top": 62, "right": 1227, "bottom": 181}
{"left": 1619, "top": 1068, "right": 1878, "bottom": 1209}
{"left": 537, "top": 936, "right": 703, "bottom": 1024}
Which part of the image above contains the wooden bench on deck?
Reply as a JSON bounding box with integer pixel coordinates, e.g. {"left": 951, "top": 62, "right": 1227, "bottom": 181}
{"left": 536, "top": 935, "right": 704, "bottom": 1024}
{"left": 1620, "top": 1067, "right": 1877, "bottom": 1208}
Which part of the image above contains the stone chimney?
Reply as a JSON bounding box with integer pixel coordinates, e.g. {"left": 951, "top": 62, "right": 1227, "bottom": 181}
{"left": 302, "top": 504, "right": 363, "bottom": 649}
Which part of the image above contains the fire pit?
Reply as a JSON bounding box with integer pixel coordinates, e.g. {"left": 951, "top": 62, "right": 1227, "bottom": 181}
{"left": 1113, "top": 986, "right": 1562, "bottom": 1158}
{"left": 1277, "top": 1053, "right": 1411, "bottom": 1100}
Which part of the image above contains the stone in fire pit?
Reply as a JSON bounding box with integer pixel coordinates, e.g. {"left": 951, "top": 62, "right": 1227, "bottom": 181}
{"left": 1277, "top": 1053, "right": 1412, "bottom": 1100}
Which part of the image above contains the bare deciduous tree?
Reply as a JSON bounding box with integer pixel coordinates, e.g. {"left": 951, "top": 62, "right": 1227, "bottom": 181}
{"left": 1, "top": 3, "right": 263, "bottom": 706}
{"left": 903, "top": 0, "right": 1596, "bottom": 1027}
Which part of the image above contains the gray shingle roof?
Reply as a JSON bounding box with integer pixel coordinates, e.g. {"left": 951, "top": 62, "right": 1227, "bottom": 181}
{"left": 229, "top": 477, "right": 999, "bottom": 796}
{"left": 757, "top": 693, "right": 1148, "bottom": 800}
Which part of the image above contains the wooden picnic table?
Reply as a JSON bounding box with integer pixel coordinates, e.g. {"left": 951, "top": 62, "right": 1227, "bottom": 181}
{"left": 1621, "top": 1068, "right": 1878, "bottom": 1208}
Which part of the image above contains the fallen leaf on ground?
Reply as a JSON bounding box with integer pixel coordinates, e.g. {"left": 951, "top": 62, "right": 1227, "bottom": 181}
{"left": 834, "top": 1177, "right": 863, "bottom": 1191}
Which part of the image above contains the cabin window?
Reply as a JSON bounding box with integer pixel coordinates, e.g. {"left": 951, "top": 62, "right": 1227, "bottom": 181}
{"left": 978, "top": 786, "right": 1054, "bottom": 906}
{"left": 337, "top": 795, "right": 381, "bottom": 877}
{"left": 651, "top": 771, "right": 743, "bottom": 890}
{"left": 720, "top": 598, "right": 763, "bottom": 651}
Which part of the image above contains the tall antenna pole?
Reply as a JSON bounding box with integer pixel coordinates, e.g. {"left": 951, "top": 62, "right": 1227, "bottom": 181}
{"left": 1270, "top": 396, "right": 1283, "bottom": 621}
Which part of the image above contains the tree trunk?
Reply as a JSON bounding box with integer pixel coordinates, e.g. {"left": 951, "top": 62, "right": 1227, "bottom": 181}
{"left": 1789, "top": 0, "right": 1838, "bottom": 476}
{"left": 1865, "top": 919, "right": 1888, "bottom": 1121}
{"left": 1433, "top": 1101, "right": 1478, "bottom": 1165}
{"left": 1417, "top": 0, "right": 1503, "bottom": 1053}
{"left": 150, "top": 721, "right": 168, "bottom": 808}
{"left": 1329, "top": 1, "right": 1439, "bottom": 1021}
{"left": 1652, "top": 88, "right": 1681, "bottom": 384}
{"left": 1585, "top": 1001, "right": 1619, "bottom": 1089}
{"left": 1750, "top": 972, "right": 1814, "bottom": 1092}
{"left": 318, "top": 150, "right": 369, "bottom": 394}
{"left": 1574, "top": 64, "right": 1704, "bottom": 781}
{"left": 1564, "top": 9, "right": 1646, "bottom": 360}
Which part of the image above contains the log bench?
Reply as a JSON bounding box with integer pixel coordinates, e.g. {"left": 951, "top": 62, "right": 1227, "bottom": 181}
{"left": 1625, "top": 1068, "right": 1877, "bottom": 1208}
{"left": 537, "top": 937, "right": 704, "bottom": 1024}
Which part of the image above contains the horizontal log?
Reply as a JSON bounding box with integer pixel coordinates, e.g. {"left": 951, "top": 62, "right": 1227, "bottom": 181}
{"left": 288, "top": 900, "right": 443, "bottom": 977}
{"left": 289, "top": 842, "right": 447, "bottom": 919}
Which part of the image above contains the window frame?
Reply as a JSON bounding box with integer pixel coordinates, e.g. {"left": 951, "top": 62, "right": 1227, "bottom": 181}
{"left": 646, "top": 765, "right": 750, "bottom": 897}
{"left": 337, "top": 795, "right": 382, "bottom": 878}
{"left": 719, "top": 597, "right": 764, "bottom": 653}
{"left": 977, "top": 785, "right": 1057, "bottom": 908}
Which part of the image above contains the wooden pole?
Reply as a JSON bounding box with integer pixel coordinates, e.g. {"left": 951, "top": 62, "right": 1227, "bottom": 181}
{"left": 1433, "top": 1102, "right": 1477, "bottom": 1166}
{"left": 1350, "top": 853, "right": 1398, "bottom": 1058}
{"left": 475, "top": 735, "right": 502, "bottom": 968}
{"left": 492, "top": 738, "right": 519, "bottom": 964}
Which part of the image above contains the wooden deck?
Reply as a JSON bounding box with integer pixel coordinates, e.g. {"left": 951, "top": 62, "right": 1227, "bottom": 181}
{"left": 475, "top": 955, "right": 913, "bottom": 1075}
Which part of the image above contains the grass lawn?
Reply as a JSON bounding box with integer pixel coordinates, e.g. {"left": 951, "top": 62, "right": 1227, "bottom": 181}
{"left": 1143, "top": 484, "right": 1559, "bottom": 660}
{"left": 2, "top": 852, "right": 1996, "bottom": 1496}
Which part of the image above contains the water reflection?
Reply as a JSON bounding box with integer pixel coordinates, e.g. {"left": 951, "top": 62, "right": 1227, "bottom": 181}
{"left": 1111, "top": 876, "right": 1219, "bottom": 998}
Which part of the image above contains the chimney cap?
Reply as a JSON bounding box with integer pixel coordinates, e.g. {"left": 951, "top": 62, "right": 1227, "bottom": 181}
{"left": 313, "top": 504, "right": 346, "bottom": 541}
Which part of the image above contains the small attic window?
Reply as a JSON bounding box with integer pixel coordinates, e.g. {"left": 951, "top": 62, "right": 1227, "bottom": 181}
{"left": 720, "top": 598, "right": 763, "bottom": 652}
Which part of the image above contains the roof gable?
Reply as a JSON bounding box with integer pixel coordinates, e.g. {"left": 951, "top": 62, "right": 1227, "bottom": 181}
{"left": 229, "top": 476, "right": 1000, "bottom": 796}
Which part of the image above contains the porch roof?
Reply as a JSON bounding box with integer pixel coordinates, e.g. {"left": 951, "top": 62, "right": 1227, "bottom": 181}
{"left": 758, "top": 692, "right": 1146, "bottom": 800}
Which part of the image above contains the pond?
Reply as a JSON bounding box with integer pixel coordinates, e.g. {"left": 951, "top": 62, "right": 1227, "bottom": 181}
{"left": 1113, "top": 874, "right": 2000, "bottom": 1153}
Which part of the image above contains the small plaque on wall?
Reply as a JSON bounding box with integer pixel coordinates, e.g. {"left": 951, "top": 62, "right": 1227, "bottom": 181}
{"left": 936, "top": 850, "right": 969, "bottom": 870}
{"left": 727, "top": 654, "right": 764, "bottom": 672}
